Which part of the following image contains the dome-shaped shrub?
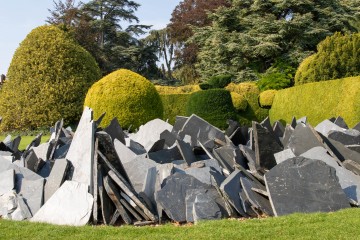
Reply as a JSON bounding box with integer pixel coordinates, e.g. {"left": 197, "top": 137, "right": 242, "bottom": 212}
{"left": 295, "top": 32, "right": 360, "bottom": 85}
{"left": 0, "top": 25, "right": 101, "bottom": 131}
{"left": 230, "top": 92, "right": 248, "bottom": 111}
{"left": 259, "top": 90, "right": 277, "bottom": 108}
{"left": 186, "top": 89, "right": 237, "bottom": 129}
{"left": 84, "top": 69, "right": 163, "bottom": 129}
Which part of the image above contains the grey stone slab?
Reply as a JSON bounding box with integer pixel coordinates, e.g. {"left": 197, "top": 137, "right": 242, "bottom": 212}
{"left": 185, "top": 167, "right": 212, "bottom": 185}
{"left": 343, "top": 160, "right": 360, "bottom": 175}
{"left": 290, "top": 116, "right": 297, "bottom": 129}
{"left": 114, "top": 139, "right": 137, "bottom": 165}
{"left": 44, "top": 159, "right": 69, "bottom": 202}
{"left": 264, "top": 157, "right": 350, "bottom": 216}
{"left": 239, "top": 145, "right": 256, "bottom": 172}
{"left": 48, "top": 120, "right": 63, "bottom": 161}
{"left": 25, "top": 149, "right": 45, "bottom": 173}
{"left": 20, "top": 178, "right": 44, "bottom": 216}
{"left": 328, "top": 129, "right": 360, "bottom": 146}
{"left": 209, "top": 174, "right": 235, "bottom": 218}
{"left": 32, "top": 142, "right": 51, "bottom": 162}
{"left": 53, "top": 144, "right": 70, "bottom": 159}
{"left": 178, "top": 114, "right": 226, "bottom": 148}
{"left": 239, "top": 190, "right": 258, "bottom": 217}
{"left": 274, "top": 149, "right": 296, "bottom": 164}
{"left": 126, "top": 138, "right": 147, "bottom": 155}
{"left": 281, "top": 125, "right": 294, "bottom": 147}
{"left": 287, "top": 123, "right": 323, "bottom": 156}
{"left": 273, "top": 121, "right": 285, "bottom": 139}
{"left": 160, "top": 130, "right": 177, "bottom": 148}
{"left": 193, "top": 193, "right": 222, "bottom": 223}
{"left": 11, "top": 195, "right": 32, "bottom": 220}
{"left": 156, "top": 163, "right": 174, "bottom": 186}
{"left": 0, "top": 190, "right": 17, "bottom": 218}
{"left": 92, "top": 139, "right": 99, "bottom": 224}
{"left": 98, "top": 165, "right": 115, "bottom": 225}
{"left": 31, "top": 181, "right": 93, "bottom": 226}
{"left": 260, "top": 117, "right": 275, "bottom": 136}
{"left": 109, "top": 209, "right": 121, "bottom": 226}
{"left": 6, "top": 136, "right": 21, "bottom": 153}
{"left": 155, "top": 172, "right": 210, "bottom": 222}
{"left": 121, "top": 191, "right": 150, "bottom": 221}
{"left": 148, "top": 146, "right": 182, "bottom": 164}
{"left": 0, "top": 169, "right": 14, "bottom": 195}
{"left": 65, "top": 107, "right": 95, "bottom": 187}
{"left": 225, "top": 119, "right": 241, "bottom": 138}
{"left": 219, "top": 169, "right": 246, "bottom": 216}
{"left": 315, "top": 120, "right": 346, "bottom": 137}
{"left": 104, "top": 117, "right": 126, "bottom": 144}
{"left": 37, "top": 161, "right": 51, "bottom": 178}
{"left": 240, "top": 176, "right": 273, "bottom": 216}
{"left": 123, "top": 155, "right": 158, "bottom": 193}
{"left": 191, "top": 159, "right": 222, "bottom": 174}
{"left": 172, "top": 116, "right": 188, "bottom": 135}
{"left": 130, "top": 119, "right": 173, "bottom": 149}
{"left": 213, "top": 146, "right": 237, "bottom": 170}
{"left": 103, "top": 175, "right": 132, "bottom": 224}
{"left": 119, "top": 197, "right": 142, "bottom": 221}
{"left": 253, "top": 122, "right": 283, "bottom": 172}
{"left": 146, "top": 139, "right": 166, "bottom": 152}
{"left": 334, "top": 116, "right": 349, "bottom": 129}
{"left": 325, "top": 138, "right": 360, "bottom": 163}
{"left": 176, "top": 139, "right": 196, "bottom": 166}
{"left": 141, "top": 167, "right": 158, "bottom": 209}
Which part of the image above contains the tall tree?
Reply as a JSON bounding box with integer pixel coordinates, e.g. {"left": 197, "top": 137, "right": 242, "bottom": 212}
{"left": 47, "top": 0, "right": 80, "bottom": 27}
{"left": 192, "top": 0, "right": 358, "bottom": 82}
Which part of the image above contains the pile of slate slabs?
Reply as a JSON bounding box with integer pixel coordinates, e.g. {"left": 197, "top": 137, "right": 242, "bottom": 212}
{"left": 0, "top": 107, "right": 360, "bottom": 226}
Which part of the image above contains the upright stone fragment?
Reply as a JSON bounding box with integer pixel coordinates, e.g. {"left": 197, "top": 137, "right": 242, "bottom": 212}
{"left": 44, "top": 159, "right": 69, "bottom": 202}
{"left": 20, "top": 178, "right": 44, "bottom": 216}
{"left": 31, "top": 181, "right": 93, "bottom": 226}
{"left": 104, "top": 117, "right": 126, "bottom": 144}
{"left": 265, "top": 157, "right": 350, "bottom": 216}
{"left": 287, "top": 123, "right": 323, "bottom": 156}
{"left": 193, "top": 193, "right": 222, "bottom": 223}
{"left": 65, "top": 107, "right": 95, "bottom": 187}
{"left": 315, "top": 120, "right": 346, "bottom": 137}
{"left": 176, "top": 140, "right": 196, "bottom": 166}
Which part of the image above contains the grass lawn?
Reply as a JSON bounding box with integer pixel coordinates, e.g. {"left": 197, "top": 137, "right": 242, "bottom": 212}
{"left": 0, "top": 135, "right": 50, "bottom": 150}
{"left": 1, "top": 208, "right": 360, "bottom": 239}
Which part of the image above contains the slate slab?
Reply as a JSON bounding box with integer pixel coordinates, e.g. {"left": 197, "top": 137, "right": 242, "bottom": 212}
{"left": 65, "top": 107, "right": 95, "bottom": 187}
{"left": 324, "top": 138, "right": 360, "bottom": 163}
{"left": 53, "top": 144, "right": 70, "bottom": 160}
{"left": 264, "top": 157, "right": 350, "bottom": 216}
{"left": 315, "top": 120, "right": 346, "bottom": 137}
{"left": 148, "top": 146, "right": 182, "bottom": 164}
{"left": 20, "top": 178, "right": 44, "bottom": 216}
{"left": 114, "top": 139, "right": 137, "bottom": 165}
{"left": 98, "top": 165, "right": 115, "bottom": 225}
{"left": 11, "top": 195, "right": 32, "bottom": 220}
{"left": 32, "top": 142, "right": 51, "bottom": 162}
{"left": 104, "top": 118, "right": 126, "bottom": 144}
{"left": 160, "top": 130, "right": 177, "bottom": 148}
{"left": 281, "top": 125, "right": 294, "bottom": 147}
{"left": 287, "top": 123, "right": 323, "bottom": 156}
{"left": 172, "top": 116, "right": 188, "bottom": 135}
{"left": 273, "top": 121, "right": 285, "bottom": 139}
{"left": 0, "top": 169, "right": 14, "bottom": 195}
{"left": 193, "top": 193, "right": 222, "bottom": 223}
{"left": 31, "top": 181, "right": 93, "bottom": 226}
{"left": 334, "top": 116, "right": 349, "bottom": 129}
{"left": 328, "top": 130, "right": 360, "bottom": 146}
{"left": 274, "top": 149, "right": 296, "bottom": 164}
{"left": 44, "top": 159, "right": 69, "bottom": 202}
{"left": 176, "top": 139, "right": 196, "bottom": 166}
{"left": 24, "top": 150, "right": 45, "bottom": 173}
{"left": 185, "top": 167, "right": 213, "bottom": 185}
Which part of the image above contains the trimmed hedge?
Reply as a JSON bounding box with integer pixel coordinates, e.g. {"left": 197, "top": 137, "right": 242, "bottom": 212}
{"left": 84, "top": 69, "right": 163, "bottom": 130}
{"left": 186, "top": 89, "right": 237, "bottom": 129}
{"left": 155, "top": 85, "right": 200, "bottom": 95}
{"left": 0, "top": 25, "right": 101, "bottom": 131}
{"left": 259, "top": 90, "right": 277, "bottom": 108}
{"left": 231, "top": 92, "right": 248, "bottom": 111}
{"left": 270, "top": 76, "right": 360, "bottom": 128}
{"left": 160, "top": 94, "right": 191, "bottom": 124}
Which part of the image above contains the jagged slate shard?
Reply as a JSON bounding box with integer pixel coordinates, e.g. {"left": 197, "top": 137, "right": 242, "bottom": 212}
{"left": 155, "top": 172, "right": 210, "bottom": 222}
{"left": 185, "top": 167, "right": 213, "bottom": 185}
{"left": 253, "top": 122, "right": 283, "bottom": 171}
{"left": 172, "top": 116, "right": 188, "bottom": 135}
{"left": 114, "top": 139, "right": 137, "bottom": 165}
{"left": 98, "top": 165, "right": 115, "bottom": 225}
{"left": 265, "top": 157, "right": 350, "bottom": 217}
{"left": 20, "top": 178, "right": 44, "bottom": 216}
{"left": 301, "top": 147, "right": 360, "bottom": 202}
{"left": 160, "top": 130, "right": 177, "bottom": 148}
{"left": 315, "top": 120, "right": 346, "bottom": 137}
{"left": 334, "top": 116, "right": 349, "bottom": 129}
{"left": 0, "top": 169, "right": 14, "bottom": 195}
{"left": 273, "top": 121, "right": 285, "bottom": 139}
{"left": 6, "top": 136, "right": 21, "bottom": 153}
{"left": 193, "top": 193, "right": 222, "bottom": 223}
{"left": 343, "top": 160, "right": 360, "bottom": 175}
{"left": 32, "top": 142, "right": 51, "bottom": 162}
{"left": 0, "top": 142, "right": 13, "bottom": 153}
{"left": 65, "top": 107, "right": 95, "bottom": 187}
{"left": 176, "top": 140, "right": 196, "bottom": 165}
{"left": 141, "top": 167, "right": 158, "bottom": 209}
{"left": 225, "top": 119, "right": 241, "bottom": 137}
{"left": 240, "top": 176, "right": 273, "bottom": 216}
{"left": 325, "top": 138, "right": 360, "bottom": 163}
{"left": 31, "top": 181, "right": 93, "bottom": 226}
{"left": 104, "top": 118, "right": 126, "bottom": 144}
{"left": 44, "top": 159, "right": 69, "bottom": 202}
{"left": 53, "top": 144, "right": 70, "bottom": 160}
{"left": 290, "top": 117, "right": 297, "bottom": 129}
{"left": 148, "top": 147, "right": 183, "bottom": 164}
{"left": 287, "top": 123, "right": 323, "bottom": 156}
{"left": 328, "top": 130, "right": 360, "bottom": 146}
{"left": 219, "top": 169, "right": 246, "bottom": 216}
{"left": 123, "top": 155, "right": 158, "bottom": 193}
{"left": 24, "top": 150, "right": 44, "bottom": 173}
{"left": 260, "top": 117, "right": 275, "bottom": 136}
{"left": 130, "top": 119, "right": 173, "bottom": 149}
{"left": 0, "top": 191, "right": 17, "bottom": 217}
{"left": 103, "top": 175, "right": 132, "bottom": 224}
{"left": 274, "top": 149, "right": 296, "bottom": 164}
{"left": 11, "top": 195, "right": 32, "bottom": 220}
{"left": 146, "top": 139, "right": 166, "bottom": 152}
{"left": 281, "top": 125, "right": 294, "bottom": 147}
{"left": 297, "top": 116, "right": 307, "bottom": 125}
{"left": 214, "top": 146, "right": 237, "bottom": 170}
{"left": 178, "top": 114, "right": 226, "bottom": 147}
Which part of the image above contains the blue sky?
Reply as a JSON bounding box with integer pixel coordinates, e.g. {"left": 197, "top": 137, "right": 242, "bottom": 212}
{"left": 0, "top": 0, "right": 180, "bottom": 75}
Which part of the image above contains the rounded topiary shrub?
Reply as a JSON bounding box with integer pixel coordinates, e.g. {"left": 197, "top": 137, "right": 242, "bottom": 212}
{"left": 186, "top": 89, "right": 237, "bottom": 129}
{"left": 84, "top": 69, "right": 163, "bottom": 129}
{"left": 259, "top": 90, "right": 277, "bottom": 108}
{"left": 0, "top": 25, "right": 101, "bottom": 131}
{"left": 295, "top": 32, "right": 360, "bottom": 85}
{"left": 230, "top": 92, "right": 248, "bottom": 111}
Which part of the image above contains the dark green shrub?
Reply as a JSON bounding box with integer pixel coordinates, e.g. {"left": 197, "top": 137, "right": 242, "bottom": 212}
{"left": 199, "top": 83, "right": 211, "bottom": 90}
{"left": 0, "top": 25, "right": 101, "bottom": 131}
{"left": 207, "top": 74, "right": 233, "bottom": 88}
{"left": 84, "top": 69, "right": 163, "bottom": 130}
{"left": 295, "top": 32, "right": 360, "bottom": 85}
{"left": 186, "top": 89, "right": 237, "bottom": 129}
{"left": 160, "top": 94, "right": 192, "bottom": 124}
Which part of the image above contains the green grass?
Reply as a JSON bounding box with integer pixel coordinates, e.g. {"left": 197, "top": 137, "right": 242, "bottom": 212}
{"left": 1, "top": 208, "right": 360, "bottom": 239}
{"left": 0, "top": 135, "right": 50, "bottom": 150}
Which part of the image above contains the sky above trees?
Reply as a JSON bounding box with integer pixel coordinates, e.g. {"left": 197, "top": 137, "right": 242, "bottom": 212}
{"left": 0, "top": 0, "right": 180, "bottom": 75}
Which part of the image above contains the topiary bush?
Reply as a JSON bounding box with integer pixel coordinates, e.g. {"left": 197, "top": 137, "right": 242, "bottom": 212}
{"left": 84, "top": 69, "right": 163, "bottom": 130}
{"left": 199, "top": 74, "right": 233, "bottom": 90}
{"left": 160, "top": 94, "right": 192, "bottom": 124}
{"left": 259, "top": 90, "right": 277, "bottom": 108}
{"left": 230, "top": 92, "right": 248, "bottom": 111}
{"left": 295, "top": 32, "right": 360, "bottom": 85}
{"left": 155, "top": 85, "right": 200, "bottom": 95}
{"left": 186, "top": 89, "right": 237, "bottom": 129}
{"left": 270, "top": 76, "right": 360, "bottom": 128}
{"left": 0, "top": 25, "right": 101, "bottom": 131}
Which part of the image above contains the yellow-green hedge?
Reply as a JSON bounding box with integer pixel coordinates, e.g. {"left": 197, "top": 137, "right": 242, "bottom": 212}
{"left": 155, "top": 85, "right": 200, "bottom": 95}
{"left": 230, "top": 92, "right": 248, "bottom": 111}
{"left": 84, "top": 69, "right": 163, "bottom": 129}
{"left": 270, "top": 76, "right": 360, "bottom": 128}
{"left": 160, "top": 94, "right": 191, "bottom": 124}
{"left": 259, "top": 90, "right": 277, "bottom": 108}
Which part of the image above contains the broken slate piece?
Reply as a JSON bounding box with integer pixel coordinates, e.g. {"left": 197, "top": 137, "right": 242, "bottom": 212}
{"left": 315, "top": 120, "right": 346, "bottom": 137}
{"left": 104, "top": 117, "right": 126, "bottom": 144}
{"left": 0, "top": 169, "right": 14, "bottom": 195}
{"left": 185, "top": 167, "right": 212, "bottom": 185}
{"left": 176, "top": 139, "right": 196, "bottom": 166}
{"left": 44, "top": 159, "right": 69, "bottom": 202}
{"left": 334, "top": 116, "right": 349, "bottom": 129}
{"left": 273, "top": 121, "right": 285, "bottom": 139}
{"left": 20, "top": 178, "right": 44, "bottom": 216}
{"left": 193, "top": 193, "right": 222, "bottom": 223}
{"left": 11, "top": 195, "right": 32, "bottom": 221}
{"left": 287, "top": 123, "right": 323, "bottom": 156}
{"left": 328, "top": 129, "right": 360, "bottom": 146}
{"left": 274, "top": 149, "right": 296, "bottom": 164}
{"left": 98, "top": 165, "right": 115, "bottom": 225}
{"left": 172, "top": 116, "right": 188, "bottom": 135}
{"left": 31, "top": 181, "right": 93, "bottom": 226}
{"left": 160, "top": 130, "right": 177, "bottom": 148}
{"left": 148, "top": 146, "right": 182, "bottom": 164}
{"left": 25, "top": 150, "right": 45, "bottom": 173}
{"left": 114, "top": 139, "right": 137, "bottom": 165}
{"left": 265, "top": 157, "right": 350, "bottom": 216}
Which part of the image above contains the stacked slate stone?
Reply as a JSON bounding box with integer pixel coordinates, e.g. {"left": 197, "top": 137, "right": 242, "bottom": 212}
{"left": 0, "top": 107, "right": 359, "bottom": 226}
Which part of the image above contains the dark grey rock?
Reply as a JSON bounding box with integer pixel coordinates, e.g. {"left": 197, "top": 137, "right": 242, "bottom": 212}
{"left": 347, "top": 145, "right": 360, "bottom": 154}
{"left": 6, "top": 136, "right": 21, "bottom": 153}
{"left": 53, "top": 144, "right": 70, "bottom": 159}
{"left": 98, "top": 165, "right": 115, "bottom": 225}
{"left": 185, "top": 167, "right": 212, "bottom": 185}
{"left": 281, "top": 125, "right": 294, "bottom": 147}
{"left": 126, "top": 138, "right": 146, "bottom": 155}
{"left": 290, "top": 117, "right": 297, "bottom": 129}
{"left": 287, "top": 123, "right": 323, "bottom": 156}
{"left": 148, "top": 146, "right": 182, "bottom": 164}
{"left": 0, "top": 169, "right": 14, "bottom": 195}
{"left": 24, "top": 150, "right": 45, "bottom": 173}
{"left": 225, "top": 119, "right": 241, "bottom": 137}
{"left": 328, "top": 129, "right": 360, "bottom": 146}
{"left": 213, "top": 146, "right": 237, "bottom": 171}
{"left": 44, "top": 159, "right": 69, "bottom": 202}
{"left": 334, "top": 116, "right": 349, "bottom": 129}
{"left": 160, "top": 130, "right": 177, "bottom": 148}
{"left": 253, "top": 122, "right": 283, "bottom": 172}
{"left": 273, "top": 121, "right": 285, "bottom": 139}
{"left": 104, "top": 117, "right": 126, "bottom": 144}
{"left": 325, "top": 137, "right": 360, "bottom": 163}
{"left": 172, "top": 116, "right": 188, "bottom": 135}
{"left": 176, "top": 140, "right": 196, "bottom": 166}
{"left": 193, "top": 193, "right": 222, "bottom": 223}
{"left": 146, "top": 139, "right": 166, "bottom": 153}
{"left": 48, "top": 119, "right": 64, "bottom": 161}
{"left": 265, "top": 157, "right": 350, "bottom": 216}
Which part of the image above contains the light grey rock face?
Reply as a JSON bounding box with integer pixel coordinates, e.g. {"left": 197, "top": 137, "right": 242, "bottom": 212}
{"left": 193, "top": 193, "right": 221, "bottom": 223}
{"left": 274, "top": 149, "right": 296, "bottom": 164}
{"left": 0, "top": 169, "right": 14, "bottom": 195}
{"left": 31, "top": 181, "right": 93, "bottom": 226}
{"left": 185, "top": 167, "right": 212, "bottom": 185}
{"left": 315, "top": 120, "right": 346, "bottom": 137}
{"left": 11, "top": 195, "right": 32, "bottom": 221}
{"left": 114, "top": 139, "right": 137, "bottom": 165}
{"left": 287, "top": 123, "right": 323, "bottom": 156}
{"left": 129, "top": 119, "right": 173, "bottom": 149}
{"left": 0, "top": 191, "right": 17, "bottom": 218}
{"left": 31, "top": 142, "right": 51, "bottom": 161}
{"left": 20, "top": 178, "right": 44, "bottom": 216}
{"left": 44, "top": 159, "right": 69, "bottom": 202}
{"left": 65, "top": 107, "right": 95, "bottom": 187}
{"left": 328, "top": 129, "right": 360, "bottom": 146}
{"left": 265, "top": 157, "right": 350, "bottom": 217}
